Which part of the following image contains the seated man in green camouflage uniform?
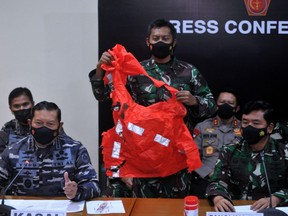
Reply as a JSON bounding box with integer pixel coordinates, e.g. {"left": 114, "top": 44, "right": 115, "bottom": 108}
{"left": 0, "top": 87, "right": 34, "bottom": 153}
{"left": 89, "top": 18, "right": 217, "bottom": 198}
{"left": 0, "top": 101, "right": 100, "bottom": 201}
{"left": 206, "top": 100, "right": 288, "bottom": 212}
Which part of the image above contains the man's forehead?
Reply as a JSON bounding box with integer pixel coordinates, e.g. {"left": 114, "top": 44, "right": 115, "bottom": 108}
{"left": 151, "top": 27, "right": 171, "bottom": 34}
{"left": 11, "top": 95, "right": 32, "bottom": 104}
{"left": 33, "top": 109, "right": 58, "bottom": 119}
{"left": 243, "top": 110, "right": 265, "bottom": 119}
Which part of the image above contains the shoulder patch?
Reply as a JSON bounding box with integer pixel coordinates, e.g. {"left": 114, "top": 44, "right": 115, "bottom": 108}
{"left": 193, "top": 128, "right": 201, "bottom": 139}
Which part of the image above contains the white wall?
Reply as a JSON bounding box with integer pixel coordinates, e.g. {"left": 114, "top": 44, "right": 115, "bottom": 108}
{"left": 0, "top": 1, "right": 99, "bottom": 172}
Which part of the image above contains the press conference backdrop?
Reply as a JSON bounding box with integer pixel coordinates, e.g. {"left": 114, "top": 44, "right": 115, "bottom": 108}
{"left": 98, "top": 0, "right": 288, "bottom": 190}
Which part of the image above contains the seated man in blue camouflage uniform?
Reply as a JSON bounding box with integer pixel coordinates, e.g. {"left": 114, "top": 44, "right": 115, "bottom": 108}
{"left": 0, "top": 101, "right": 100, "bottom": 201}
{"left": 190, "top": 87, "right": 241, "bottom": 198}
{"left": 206, "top": 100, "right": 288, "bottom": 212}
{"left": 0, "top": 87, "right": 34, "bottom": 153}
{"left": 89, "top": 18, "right": 217, "bottom": 198}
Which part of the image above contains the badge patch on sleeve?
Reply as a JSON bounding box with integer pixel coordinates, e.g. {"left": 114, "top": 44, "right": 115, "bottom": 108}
{"left": 193, "top": 128, "right": 201, "bottom": 139}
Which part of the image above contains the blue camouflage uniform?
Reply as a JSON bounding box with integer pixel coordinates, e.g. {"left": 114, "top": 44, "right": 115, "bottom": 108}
{"left": 0, "top": 119, "right": 30, "bottom": 154}
{"left": 0, "top": 134, "right": 100, "bottom": 201}
{"left": 89, "top": 56, "right": 217, "bottom": 198}
{"left": 206, "top": 137, "right": 288, "bottom": 204}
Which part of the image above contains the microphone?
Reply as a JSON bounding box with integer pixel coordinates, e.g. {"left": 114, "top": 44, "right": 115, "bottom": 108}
{"left": 0, "top": 159, "right": 30, "bottom": 216}
{"left": 257, "top": 151, "right": 288, "bottom": 216}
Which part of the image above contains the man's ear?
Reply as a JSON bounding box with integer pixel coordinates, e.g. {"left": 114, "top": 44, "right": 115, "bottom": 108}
{"left": 27, "top": 119, "right": 32, "bottom": 127}
{"left": 268, "top": 122, "right": 274, "bottom": 134}
{"left": 9, "top": 107, "right": 14, "bottom": 115}
{"left": 146, "top": 38, "right": 150, "bottom": 47}
{"left": 235, "top": 105, "right": 240, "bottom": 113}
{"left": 173, "top": 39, "right": 177, "bottom": 47}
{"left": 58, "top": 122, "right": 64, "bottom": 132}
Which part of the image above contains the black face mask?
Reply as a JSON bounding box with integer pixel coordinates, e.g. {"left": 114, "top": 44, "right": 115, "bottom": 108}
{"left": 241, "top": 125, "right": 267, "bottom": 145}
{"left": 149, "top": 41, "right": 173, "bottom": 59}
{"left": 14, "top": 108, "right": 32, "bottom": 124}
{"left": 217, "top": 103, "right": 235, "bottom": 119}
{"left": 31, "top": 126, "right": 59, "bottom": 145}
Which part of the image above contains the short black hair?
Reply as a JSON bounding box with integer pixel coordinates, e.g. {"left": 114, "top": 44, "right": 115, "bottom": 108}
{"left": 215, "top": 87, "right": 240, "bottom": 106}
{"left": 242, "top": 100, "right": 275, "bottom": 125}
{"left": 8, "top": 87, "right": 33, "bottom": 107}
{"left": 31, "top": 101, "right": 61, "bottom": 122}
{"left": 147, "top": 18, "right": 177, "bottom": 40}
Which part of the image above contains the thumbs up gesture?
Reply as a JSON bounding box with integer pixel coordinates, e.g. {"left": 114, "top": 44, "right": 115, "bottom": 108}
{"left": 63, "top": 171, "right": 78, "bottom": 200}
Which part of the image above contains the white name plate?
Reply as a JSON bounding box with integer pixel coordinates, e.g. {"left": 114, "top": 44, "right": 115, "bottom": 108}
{"left": 206, "top": 212, "right": 263, "bottom": 216}
{"left": 11, "top": 209, "right": 66, "bottom": 216}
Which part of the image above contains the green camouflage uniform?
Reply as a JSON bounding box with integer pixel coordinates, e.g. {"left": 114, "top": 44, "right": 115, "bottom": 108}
{"left": 271, "top": 120, "right": 288, "bottom": 144}
{"left": 190, "top": 116, "right": 241, "bottom": 198}
{"left": 206, "top": 137, "right": 288, "bottom": 204}
{"left": 90, "top": 57, "right": 217, "bottom": 133}
{"left": 89, "top": 56, "right": 217, "bottom": 198}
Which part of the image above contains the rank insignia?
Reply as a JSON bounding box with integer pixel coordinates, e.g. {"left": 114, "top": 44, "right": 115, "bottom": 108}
{"left": 205, "top": 127, "right": 215, "bottom": 133}
{"left": 205, "top": 146, "right": 214, "bottom": 156}
{"left": 233, "top": 128, "right": 241, "bottom": 136}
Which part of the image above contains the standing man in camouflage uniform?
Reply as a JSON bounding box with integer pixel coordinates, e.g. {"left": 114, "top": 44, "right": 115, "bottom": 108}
{"left": 190, "top": 87, "right": 241, "bottom": 198}
{"left": 89, "top": 18, "right": 217, "bottom": 198}
{"left": 206, "top": 100, "right": 288, "bottom": 212}
{"left": 0, "top": 101, "right": 100, "bottom": 201}
{"left": 0, "top": 87, "right": 34, "bottom": 153}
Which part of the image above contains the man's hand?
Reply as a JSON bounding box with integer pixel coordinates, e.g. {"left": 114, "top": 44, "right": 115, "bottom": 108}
{"left": 213, "top": 196, "right": 235, "bottom": 212}
{"left": 121, "top": 177, "right": 133, "bottom": 190}
{"left": 97, "top": 51, "right": 114, "bottom": 68}
{"left": 250, "top": 196, "right": 283, "bottom": 211}
{"left": 175, "top": 91, "right": 197, "bottom": 106}
{"left": 63, "top": 171, "right": 78, "bottom": 200}
{"left": 95, "top": 51, "right": 114, "bottom": 80}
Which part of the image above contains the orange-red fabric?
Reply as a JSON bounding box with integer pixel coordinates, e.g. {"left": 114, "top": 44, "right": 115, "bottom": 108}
{"left": 101, "top": 44, "right": 201, "bottom": 177}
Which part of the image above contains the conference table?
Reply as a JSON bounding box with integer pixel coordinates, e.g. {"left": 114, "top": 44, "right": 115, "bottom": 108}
{"left": 129, "top": 198, "right": 254, "bottom": 216}
{"left": 4, "top": 195, "right": 255, "bottom": 216}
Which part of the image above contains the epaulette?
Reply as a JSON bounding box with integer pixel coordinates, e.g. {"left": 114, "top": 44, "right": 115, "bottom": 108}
{"left": 213, "top": 118, "right": 219, "bottom": 126}
{"left": 3, "top": 119, "right": 16, "bottom": 129}
{"left": 232, "top": 119, "right": 238, "bottom": 127}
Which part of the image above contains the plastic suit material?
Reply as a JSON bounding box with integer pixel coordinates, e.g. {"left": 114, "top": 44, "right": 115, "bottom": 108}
{"left": 101, "top": 44, "right": 202, "bottom": 178}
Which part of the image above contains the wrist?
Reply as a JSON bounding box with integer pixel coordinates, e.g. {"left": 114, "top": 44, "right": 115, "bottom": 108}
{"left": 213, "top": 196, "right": 224, "bottom": 205}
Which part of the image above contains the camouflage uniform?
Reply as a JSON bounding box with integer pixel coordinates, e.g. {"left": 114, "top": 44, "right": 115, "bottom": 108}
{"left": 0, "top": 119, "right": 30, "bottom": 154}
{"left": 271, "top": 120, "right": 288, "bottom": 144}
{"left": 101, "top": 177, "right": 132, "bottom": 198}
{"left": 206, "top": 137, "right": 288, "bottom": 203}
{"left": 90, "top": 57, "right": 217, "bottom": 133}
{"left": 0, "top": 119, "right": 67, "bottom": 154}
{"left": 190, "top": 116, "right": 241, "bottom": 198}
{"left": 89, "top": 57, "right": 217, "bottom": 198}
{"left": 0, "top": 134, "right": 100, "bottom": 201}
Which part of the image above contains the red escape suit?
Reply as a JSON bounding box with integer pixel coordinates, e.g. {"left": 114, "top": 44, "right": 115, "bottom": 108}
{"left": 101, "top": 44, "right": 201, "bottom": 178}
